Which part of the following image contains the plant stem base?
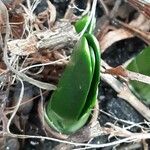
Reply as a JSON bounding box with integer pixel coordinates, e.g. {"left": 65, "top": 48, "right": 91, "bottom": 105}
{"left": 38, "top": 100, "right": 99, "bottom": 140}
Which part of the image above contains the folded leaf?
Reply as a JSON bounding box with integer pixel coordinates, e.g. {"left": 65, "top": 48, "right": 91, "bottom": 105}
{"left": 46, "top": 36, "right": 95, "bottom": 133}
{"left": 80, "top": 34, "right": 100, "bottom": 117}
{"left": 45, "top": 14, "right": 100, "bottom": 134}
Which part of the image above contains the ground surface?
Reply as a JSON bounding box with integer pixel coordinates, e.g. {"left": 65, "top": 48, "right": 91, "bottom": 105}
{"left": 0, "top": 0, "right": 150, "bottom": 150}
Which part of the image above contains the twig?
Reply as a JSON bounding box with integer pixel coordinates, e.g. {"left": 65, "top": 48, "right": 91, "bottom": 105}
{"left": 4, "top": 130, "right": 150, "bottom": 149}
{"left": 106, "top": 122, "right": 133, "bottom": 137}
{"left": 104, "top": 65, "right": 150, "bottom": 85}
{"left": 127, "top": 70, "right": 150, "bottom": 85}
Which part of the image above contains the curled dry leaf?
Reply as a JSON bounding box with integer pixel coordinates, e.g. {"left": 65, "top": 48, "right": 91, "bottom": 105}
{"left": 116, "top": 19, "right": 150, "bottom": 44}
{"left": 100, "top": 29, "right": 133, "bottom": 52}
{"left": 99, "top": 14, "right": 150, "bottom": 52}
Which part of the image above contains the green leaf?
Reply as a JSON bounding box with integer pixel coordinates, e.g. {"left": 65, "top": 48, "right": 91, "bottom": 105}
{"left": 74, "top": 15, "right": 96, "bottom": 34}
{"left": 127, "top": 46, "right": 150, "bottom": 103}
{"left": 75, "top": 15, "right": 89, "bottom": 33}
{"left": 47, "top": 36, "right": 93, "bottom": 119}
{"left": 45, "top": 14, "right": 100, "bottom": 134}
{"left": 46, "top": 36, "right": 94, "bottom": 134}
{"left": 79, "top": 34, "right": 100, "bottom": 117}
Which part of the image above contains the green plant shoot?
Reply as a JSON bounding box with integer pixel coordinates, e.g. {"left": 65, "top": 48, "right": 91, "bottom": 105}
{"left": 45, "top": 13, "right": 100, "bottom": 134}
{"left": 127, "top": 46, "right": 150, "bottom": 104}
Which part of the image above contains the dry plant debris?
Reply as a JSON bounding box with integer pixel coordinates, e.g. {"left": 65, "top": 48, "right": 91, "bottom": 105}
{"left": 0, "top": 0, "right": 150, "bottom": 149}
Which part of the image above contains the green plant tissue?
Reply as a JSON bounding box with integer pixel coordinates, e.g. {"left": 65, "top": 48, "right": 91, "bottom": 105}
{"left": 127, "top": 46, "right": 150, "bottom": 103}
